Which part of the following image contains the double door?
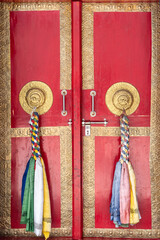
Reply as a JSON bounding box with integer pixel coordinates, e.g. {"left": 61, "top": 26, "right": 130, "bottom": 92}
{"left": 0, "top": 1, "right": 159, "bottom": 239}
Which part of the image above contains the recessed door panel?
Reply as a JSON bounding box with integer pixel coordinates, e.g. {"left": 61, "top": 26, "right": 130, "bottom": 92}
{"left": 82, "top": 11, "right": 151, "bottom": 127}
{"left": 95, "top": 136, "right": 151, "bottom": 229}
{"left": 10, "top": 10, "right": 72, "bottom": 128}
{"left": 11, "top": 136, "right": 61, "bottom": 228}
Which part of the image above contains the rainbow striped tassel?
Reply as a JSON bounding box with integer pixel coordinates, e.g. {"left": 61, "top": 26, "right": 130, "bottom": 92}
{"left": 21, "top": 112, "right": 51, "bottom": 239}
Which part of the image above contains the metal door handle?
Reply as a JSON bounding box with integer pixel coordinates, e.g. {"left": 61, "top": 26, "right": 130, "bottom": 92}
{"left": 61, "top": 90, "right": 67, "bottom": 116}
{"left": 90, "top": 90, "right": 96, "bottom": 117}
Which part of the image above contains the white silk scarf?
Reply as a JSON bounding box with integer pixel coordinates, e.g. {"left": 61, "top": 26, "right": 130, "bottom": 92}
{"left": 34, "top": 157, "right": 44, "bottom": 236}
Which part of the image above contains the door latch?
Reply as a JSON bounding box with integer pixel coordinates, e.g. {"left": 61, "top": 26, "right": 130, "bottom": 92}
{"left": 82, "top": 119, "right": 108, "bottom": 136}
{"left": 68, "top": 119, "right": 108, "bottom": 136}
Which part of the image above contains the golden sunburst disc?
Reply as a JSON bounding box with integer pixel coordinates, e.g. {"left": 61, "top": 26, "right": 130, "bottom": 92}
{"left": 105, "top": 82, "right": 140, "bottom": 116}
{"left": 19, "top": 81, "right": 53, "bottom": 115}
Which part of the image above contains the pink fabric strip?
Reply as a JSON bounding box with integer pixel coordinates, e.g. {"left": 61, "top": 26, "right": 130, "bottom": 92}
{"left": 120, "top": 162, "right": 130, "bottom": 224}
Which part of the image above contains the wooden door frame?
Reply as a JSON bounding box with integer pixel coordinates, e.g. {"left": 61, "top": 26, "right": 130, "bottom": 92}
{"left": 72, "top": 1, "right": 83, "bottom": 239}
{"left": 0, "top": 0, "right": 159, "bottom": 239}
{"left": 71, "top": 1, "right": 159, "bottom": 240}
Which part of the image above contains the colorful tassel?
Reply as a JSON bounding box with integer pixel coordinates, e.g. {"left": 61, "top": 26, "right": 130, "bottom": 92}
{"left": 21, "top": 111, "right": 51, "bottom": 238}
{"left": 110, "top": 112, "right": 140, "bottom": 227}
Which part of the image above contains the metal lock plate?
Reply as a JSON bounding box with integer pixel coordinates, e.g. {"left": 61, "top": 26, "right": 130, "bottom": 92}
{"left": 85, "top": 124, "right": 91, "bottom": 136}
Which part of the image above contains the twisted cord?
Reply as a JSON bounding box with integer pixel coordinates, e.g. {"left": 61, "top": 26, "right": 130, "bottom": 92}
{"left": 29, "top": 112, "right": 41, "bottom": 160}
{"left": 120, "top": 113, "right": 129, "bottom": 164}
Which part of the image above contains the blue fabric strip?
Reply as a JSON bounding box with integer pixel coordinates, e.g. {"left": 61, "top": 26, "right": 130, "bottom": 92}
{"left": 21, "top": 159, "right": 30, "bottom": 205}
{"left": 110, "top": 161, "right": 122, "bottom": 227}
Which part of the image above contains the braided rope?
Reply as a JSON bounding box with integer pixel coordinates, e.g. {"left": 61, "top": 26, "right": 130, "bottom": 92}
{"left": 29, "top": 112, "right": 41, "bottom": 160}
{"left": 120, "top": 113, "right": 129, "bottom": 164}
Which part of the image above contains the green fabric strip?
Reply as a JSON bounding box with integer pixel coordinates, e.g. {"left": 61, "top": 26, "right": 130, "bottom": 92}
{"left": 20, "top": 157, "right": 35, "bottom": 232}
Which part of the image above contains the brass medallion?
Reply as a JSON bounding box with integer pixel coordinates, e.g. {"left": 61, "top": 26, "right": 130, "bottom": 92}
{"left": 105, "top": 82, "right": 140, "bottom": 116}
{"left": 19, "top": 81, "right": 53, "bottom": 115}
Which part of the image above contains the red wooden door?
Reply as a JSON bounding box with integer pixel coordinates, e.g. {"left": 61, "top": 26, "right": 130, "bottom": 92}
{"left": 9, "top": 3, "right": 73, "bottom": 237}
{"left": 81, "top": 1, "right": 159, "bottom": 240}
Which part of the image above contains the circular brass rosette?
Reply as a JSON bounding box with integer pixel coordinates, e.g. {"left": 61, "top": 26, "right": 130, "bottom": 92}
{"left": 105, "top": 82, "right": 140, "bottom": 116}
{"left": 19, "top": 81, "right": 53, "bottom": 115}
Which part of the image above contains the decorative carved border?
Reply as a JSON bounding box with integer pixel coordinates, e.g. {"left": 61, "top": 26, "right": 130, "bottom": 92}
{"left": 91, "top": 127, "right": 150, "bottom": 136}
{"left": 0, "top": 2, "right": 72, "bottom": 237}
{"left": 83, "top": 136, "right": 95, "bottom": 229}
{"left": 11, "top": 126, "right": 150, "bottom": 137}
{"left": 60, "top": 127, "right": 72, "bottom": 229}
{"left": 5, "top": 227, "right": 72, "bottom": 237}
{"left": 0, "top": 2, "right": 12, "bottom": 234}
{"left": 11, "top": 126, "right": 64, "bottom": 137}
{"left": 82, "top": 2, "right": 160, "bottom": 238}
{"left": 83, "top": 228, "right": 160, "bottom": 238}
{"left": 150, "top": 2, "right": 160, "bottom": 230}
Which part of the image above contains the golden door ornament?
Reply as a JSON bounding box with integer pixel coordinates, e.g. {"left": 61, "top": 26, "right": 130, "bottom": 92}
{"left": 105, "top": 82, "right": 140, "bottom": 116}
{"left": 19, "top": 81, "right": 53, "bottom": 115}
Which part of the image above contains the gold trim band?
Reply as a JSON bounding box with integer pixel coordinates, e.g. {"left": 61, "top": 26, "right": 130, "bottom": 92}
{"left": 10, "top": 126, "right": 72, "bottom": 137}
{"left": 83, "top": 228, "right": 160, "bottom": 238}
{"left": 11, "top": 127, "right": 150, "bottom": 138}
{"left": 91, "top": 127, "right": 150, "bottom": 137}
{"left": 2, "top": 227, "right": 72, "bottom": 237}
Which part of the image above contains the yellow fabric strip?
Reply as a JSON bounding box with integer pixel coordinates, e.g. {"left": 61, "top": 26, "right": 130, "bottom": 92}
{"left": 40, "top": 157, "right": 51, "bottom": 240}
{"left": 127, "top": 162, "right": 140, "bottom": 225}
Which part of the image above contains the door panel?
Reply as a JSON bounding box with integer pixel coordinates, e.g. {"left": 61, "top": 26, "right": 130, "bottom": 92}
{"left": 82, "top": 8, "right": 151, "bottom": 127}
{"left": 82, "top": 2, "right": 160, "bottom": 239}
{"left": 0, "top": 2, "right": 72, "bottom": 237}
{"left": 95, "top": 136, "right": 151, "bottom": 229}
{"left": 10, "top": 10, "right": 72, "bottom": 128}
{"left": 93, "top": 11, "right": 151, "bottom": 127}
{"left": 11, "top": 136, "right": 61, "bottom": 228}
